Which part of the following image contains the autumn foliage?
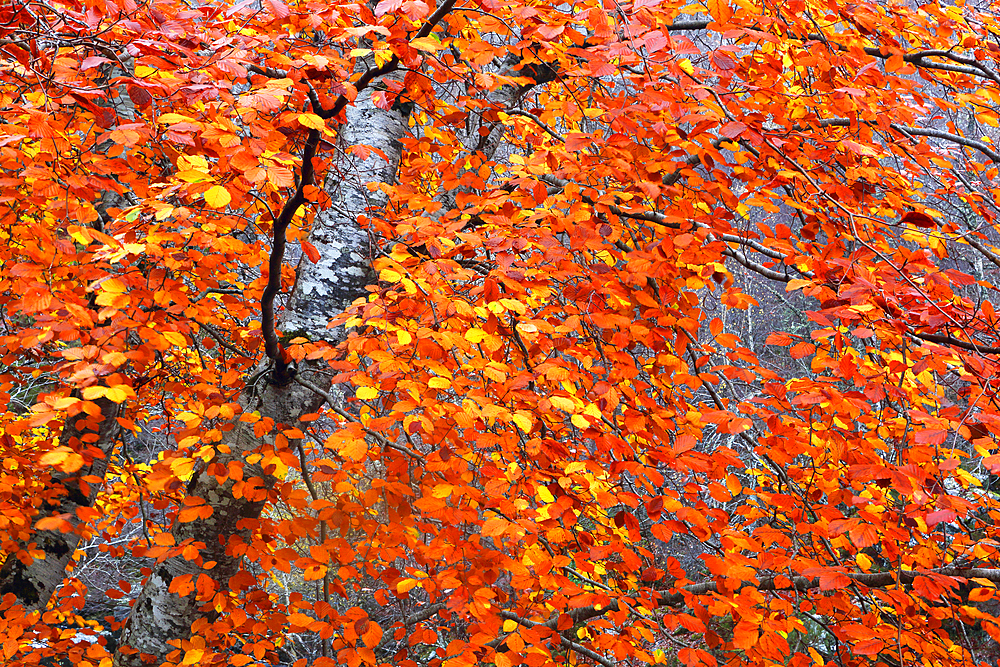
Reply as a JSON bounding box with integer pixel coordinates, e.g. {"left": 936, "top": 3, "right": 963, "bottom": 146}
{"left": 3, "top": 0, "right": 1000, "bottom": 666}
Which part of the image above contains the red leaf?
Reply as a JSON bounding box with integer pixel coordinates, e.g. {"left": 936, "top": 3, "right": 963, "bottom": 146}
{"left": 565, "top": 133, "right": 593, "bottom": 151}
{"left": 765, "top": 332, "right": 794, "bottom": 345}
{"left": 853, "top": 639, "right": 884, "bottom": 656}
{"left": 712, "top": 51, "right": 736, "bottom": 70}
{"left": 374, "top": 0, "right": 402, "bottom": 15}
{"left": 914, "top": 428, "right": 947, "bottom": 445}
{"left": 720, "top": 121, "right": 746, "bottom": 139}
{"left": 644, "top": 31, "right": 667, "bottom": 54}
{"left": 265, "top": 0, "right": 289, "bottom": 18}
{"left": 81, "top": 56, "right": 110, "bottom": 71}
{"left": 926, "top": 509, "right": 957, "bottom": 526}
{"left": 127, "top": 85, "right": 153, "bottom": 109}
{"left": 802, "top": 567, "right": 852, "bottom": 591}
{"left": 301, "top": 240, "right": 321, "bottom": 263}
{"left": 901, "top": 211, "right": 936, "bottom": 228}
{"left": 646, "top": 496, "right": 664, "bottom": 521}
{"left": 849, "top": 523, "right": 878, "bottom": 548}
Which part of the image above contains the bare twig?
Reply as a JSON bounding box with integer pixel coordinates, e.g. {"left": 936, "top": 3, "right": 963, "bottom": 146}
{"left": 292, "top": 376, "right": 423, "bottom": 460}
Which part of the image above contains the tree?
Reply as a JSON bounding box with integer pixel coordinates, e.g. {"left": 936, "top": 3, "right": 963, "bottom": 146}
{"left": 3, "top": 0, "right": 1000, "bottom": 665}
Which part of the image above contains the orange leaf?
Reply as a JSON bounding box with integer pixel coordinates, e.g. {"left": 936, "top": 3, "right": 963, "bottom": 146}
{"left": 707, "top": 0, "right": 733, "bottom": 23}
{"left": 301, "top": 240, "right": 321, "bottom": 263}
{"left": 789, "top": 342, "right": 815, "bottom": 359}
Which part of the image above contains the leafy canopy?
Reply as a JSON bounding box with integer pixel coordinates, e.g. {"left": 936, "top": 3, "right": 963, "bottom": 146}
{"left": 2, "top": 0, "right": 1000, "bottom": 666}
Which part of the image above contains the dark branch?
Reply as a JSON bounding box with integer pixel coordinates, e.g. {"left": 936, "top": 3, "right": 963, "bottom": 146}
{"left": 912, "top": 332, "right": 1000, "bottom": 355}
{"left": 667, "top": 21, "right": 711, "bottom": 31}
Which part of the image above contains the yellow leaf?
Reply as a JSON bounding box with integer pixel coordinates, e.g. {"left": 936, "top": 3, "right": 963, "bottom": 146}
{"left": 170, "top": 457, "right": 196, "bottom": 478}
{"left": 204, "top": 185, "right": 231, "bottom": 209}
{"left": 176, "top": 169, "right": 212, "bottom": 183}
{"left": 81, "top": 386, "right": 107, "bottom": 400}
{"left": 182, "top": 648, "right": 204, "bottom": 665}
{"left": 68, "top": 226, "right": 91, "bottom": 245}
{"left": 465, "top": 328, "right": 486, "bottom": 344}
{"left": 105, "top": 386, "right": 130, "bottom": 404}
{"left": 512, "top": 413, "right": 533, "bottom": 432}
{"left": 298, "top": 113, "right": 326, "bottom": 129}
{"left": 178, "top": 154, "right": 208, "bottom": 170}
{"left": 432, "top": 484, "right": 453, "bottom": 498}
{"left": 678, "top": 59, "right": 694, "bottom": 75}
{"left": 549, "top": 396, "right": 576, "bottom": 413}
{"left": 397, "top": 578, "right": 419, "bottom": 594}
{"left": 356, "top": 386, "right": 378, "bottom": 400}
{"left": 45, "top": 396, "right": 80, "bottom": 410}
{"left": 537, "top": 486, "right": 555, "bottom": 503}
{"left": 428, "top": 377, "right": 450, "bottom": 389}
{"left": 380, "top": 268, "right": 403, "bottom": 283}
{"left": 502, "top": 619, "right": 519, "bottom": 633}
{"left": 100, "top": 277, "right": 126, "bottom": 293}
{"left": 158, "top": 113, "right": 197, "bottom": 124}
{"left": 410, "top": 37, "right": 442, "bottom": 52}
{"left": 163, "top": 331, "right": 187, "bottom": 346}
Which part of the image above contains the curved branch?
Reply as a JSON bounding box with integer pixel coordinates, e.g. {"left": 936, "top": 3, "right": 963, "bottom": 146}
{"left": 259, "top": 126, "right": 321, "bottom": 382}
{"left": 808, "top": 118, "right": 1000, "bottom": 164}
{"left": 864, "top": 47, "right": 1000, "bottom": 85}
{"left": 890, "top": 124, "right": 1000, "bottom": 164}
{"left": 540, "top": 174, "right": 812, "bottom": 282}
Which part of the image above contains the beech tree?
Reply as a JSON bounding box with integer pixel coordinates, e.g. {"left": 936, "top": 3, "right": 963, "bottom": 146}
{"left": 4, "top": 0, "right": 1000, "bottom": 666}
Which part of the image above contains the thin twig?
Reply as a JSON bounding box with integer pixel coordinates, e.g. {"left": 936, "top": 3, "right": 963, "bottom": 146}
{"left": 292, "top": 376, "right": 423, "bottom": 460}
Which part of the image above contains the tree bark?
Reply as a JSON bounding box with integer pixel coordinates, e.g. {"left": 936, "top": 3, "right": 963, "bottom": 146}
{"left": 0, "top": 397, "right": 119, "bottom": 611}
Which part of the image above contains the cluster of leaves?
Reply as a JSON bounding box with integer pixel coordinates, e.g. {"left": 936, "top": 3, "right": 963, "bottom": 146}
{"left": 4, "top": 0, "right": 1000, "bottom": 666}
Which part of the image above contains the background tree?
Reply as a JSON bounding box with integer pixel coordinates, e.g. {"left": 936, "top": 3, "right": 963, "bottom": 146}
{"left": 3, "top": 0, "right": 1000, "bottom": 667}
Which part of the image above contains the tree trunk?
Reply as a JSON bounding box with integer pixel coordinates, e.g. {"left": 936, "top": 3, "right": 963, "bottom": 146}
{"left": 112, "top": 82, "right": 411, "bottom": 667}
{"left": 0, "top": 398, "right": 119, "bottom": 610}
